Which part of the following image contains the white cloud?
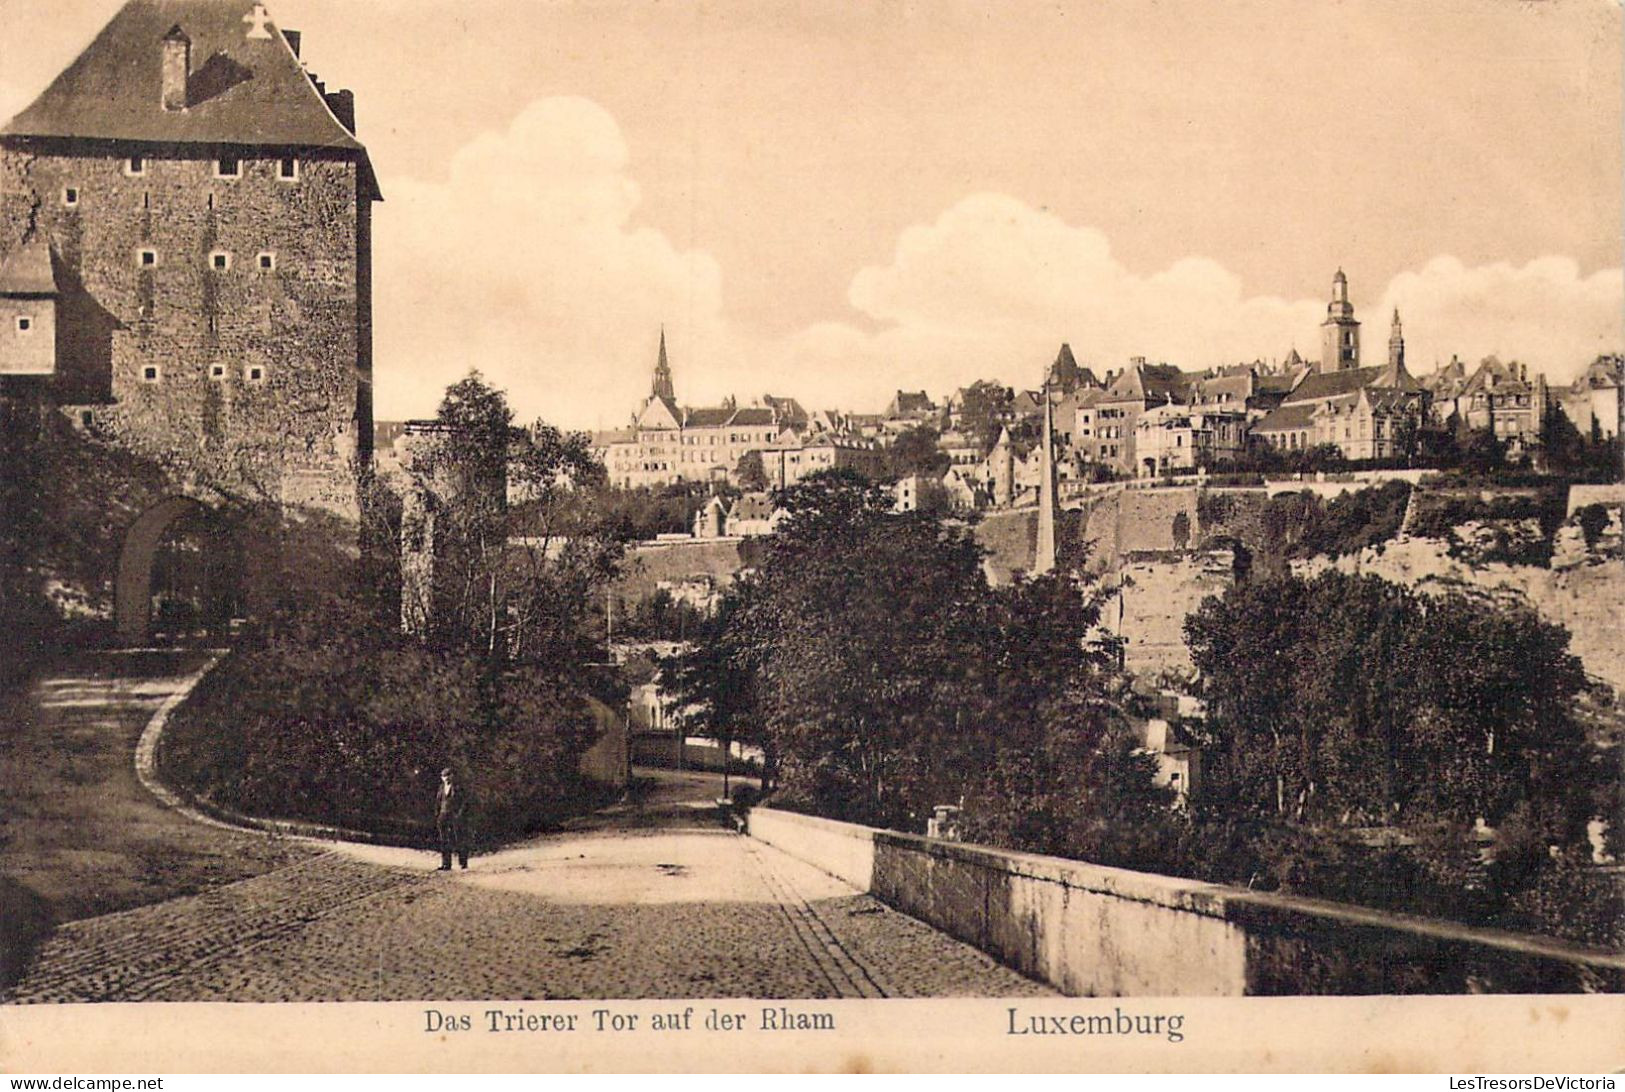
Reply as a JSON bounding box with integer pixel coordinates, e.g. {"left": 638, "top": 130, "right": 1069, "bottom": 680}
{"left": 1378, "top": 257, "right": 1624, "bottom": 383}
{"left": 375, "top": 100, "right": 1623, "bottom": 430}
{"left": 375, "top": 97, "right": 729, "bottom": 429}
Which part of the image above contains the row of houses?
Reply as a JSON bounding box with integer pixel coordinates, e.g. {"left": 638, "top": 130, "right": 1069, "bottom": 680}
{"left": 591, "top": 272, "right": 1621, "bottom": 499}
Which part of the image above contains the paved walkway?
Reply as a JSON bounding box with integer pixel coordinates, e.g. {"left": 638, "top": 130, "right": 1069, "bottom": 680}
{"left": 4, "top": 657, "right": 1051, "bottom": 1001}
{"left": 0, "top": 651, "right": 311, "bottom": 926}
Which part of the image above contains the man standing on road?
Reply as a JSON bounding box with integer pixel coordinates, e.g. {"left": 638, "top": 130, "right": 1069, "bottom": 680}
{"left": 436, "top": 767, "right": 469, "bottom": 871}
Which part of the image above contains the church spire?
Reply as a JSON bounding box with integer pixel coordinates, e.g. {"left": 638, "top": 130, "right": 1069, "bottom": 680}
{"left": 1388, "top": 308, "right": 1405, "bottom": 372}
{"left": 651, "top": 326, "right": 675, "bottom": 402}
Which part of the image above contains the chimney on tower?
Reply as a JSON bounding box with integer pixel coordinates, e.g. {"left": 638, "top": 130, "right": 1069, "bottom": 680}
{"left": 161, "top": 24, "right": 191, "bottom": 112}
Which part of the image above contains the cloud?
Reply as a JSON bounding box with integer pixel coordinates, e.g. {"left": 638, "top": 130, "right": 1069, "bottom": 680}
{"left": 375, "top": 97, "right": 728, "bottom": 429}
{"left": 1378, "top": 257, "right": 1624, "bottom": 382}
{"left": 375, "top": 99, "right": 1623, "bottom": 430}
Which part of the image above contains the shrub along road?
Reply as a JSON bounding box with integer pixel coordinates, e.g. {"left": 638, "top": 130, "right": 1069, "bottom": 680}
{"left": 3, "top": 653, "right": 1049, "bottom": 1002}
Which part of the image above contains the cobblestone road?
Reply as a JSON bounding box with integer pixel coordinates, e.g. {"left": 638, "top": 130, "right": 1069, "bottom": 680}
{"left": 8, "top": 765, "right": 1053, "bottom": 1001}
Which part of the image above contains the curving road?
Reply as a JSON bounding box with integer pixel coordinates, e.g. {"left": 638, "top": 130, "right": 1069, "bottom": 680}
{"left": 3, "top": 654, "right": 1051, "bottom": 1002}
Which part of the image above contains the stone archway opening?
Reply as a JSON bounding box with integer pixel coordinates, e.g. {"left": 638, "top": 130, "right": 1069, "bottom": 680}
{"left": 115, "top": 496, "right": 242, "bottom": 646}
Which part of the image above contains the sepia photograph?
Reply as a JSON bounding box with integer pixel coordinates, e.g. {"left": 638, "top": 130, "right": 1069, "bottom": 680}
{"left": 0, "top": 0, "right": 1622, "bottom": 1075}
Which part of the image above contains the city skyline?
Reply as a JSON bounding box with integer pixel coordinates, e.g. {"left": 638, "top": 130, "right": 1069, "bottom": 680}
{"left": 4, "top": 0, "right": 1620, "bottom": 430}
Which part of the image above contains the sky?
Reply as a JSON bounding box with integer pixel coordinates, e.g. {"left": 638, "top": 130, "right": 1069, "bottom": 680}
{"left": 2, "top": 0, "right": 1622, "bottom": 430}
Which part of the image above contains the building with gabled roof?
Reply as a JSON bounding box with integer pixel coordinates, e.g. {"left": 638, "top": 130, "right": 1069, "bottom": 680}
{"left": 602, "top": 331, "right": 819, "bottom": 488}
{"left": 1091, "top": 358, "right": 1193, "bottom": 474}
{"left": 886, "top": 389, "right": 937, "bottom": 422}
{"left": 1253, "top": 352, "right": 1426, "bottom": 460}
{"left": 1454, "top": 355, "right": 1540, "bottom": 447}
{"left": 1, "top": 0, "right": 380, "bottom": 640}
{"left": 1553, "top": 354, "right": 1622, "bottom": 441}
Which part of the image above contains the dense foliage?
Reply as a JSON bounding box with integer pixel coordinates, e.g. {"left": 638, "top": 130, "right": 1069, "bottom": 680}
{"left": 663, "top": 470, "right": 1133, "bottom": 831}
{"left": 162, "top": 600, "right": 610, "bottom": 839}
{"left": 599, "top": 481, "right": 738, "bottom": 541}
{"left": 1186, "top": 572, "right": 1595, "bottom": 829}
{"left": 164, "top": 373, "right": 625, "bottom": 840}
{"left": 885, "top": 425, "right": 950, "bottom": 481}
{"left": 1182, "top": 571, "right": 1619, "bottom": 944}
{"left": 1199, "top": 481, "right": 1413, "bottom": 568}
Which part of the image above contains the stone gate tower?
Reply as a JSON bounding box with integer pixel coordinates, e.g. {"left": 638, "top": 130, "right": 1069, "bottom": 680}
{"left": 0, "top": 0, "right": 380, "bottom": 641}
{"left": 0, "top": 0, "right": 380, "bottom": 516}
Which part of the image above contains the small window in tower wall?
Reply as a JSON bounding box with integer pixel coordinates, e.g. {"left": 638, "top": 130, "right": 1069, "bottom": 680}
{"left": 126, "top": 155, "right": 145, "bottom": 176}
{"left": 63, "top": 187, "right": 79, "bottom": 207}
{"left": 210, "top": 364, "right": 227, "bottom": 380}
{"left": 210, "top": 251, "right": 231, "bottom": 271}
{"left": 215, "top": 157, "right": 241, "bottom": 179}
{"left": 16, "top": 316, "right": 33, "bottom": 334}
{"left": 257, "top": 252, "right": 276, "bottom": 271}
{"left": 245, "top": 365, "right": 266, "bottom": 384}
{"left": 141, "top": 365, "right": 161, "bottom": 383}
{"left": 279, "top": 157, "right": 299, "bottom": 181}
{"left": 138, "top": 248, "right": 158, "bottom": 268}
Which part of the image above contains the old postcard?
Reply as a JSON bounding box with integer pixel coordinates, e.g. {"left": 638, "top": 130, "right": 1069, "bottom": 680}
{"left": 1, "top": 0, "right": 1622, "bottom": 1075}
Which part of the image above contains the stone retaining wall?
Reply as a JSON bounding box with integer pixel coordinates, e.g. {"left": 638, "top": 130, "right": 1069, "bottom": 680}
{"left": 746, "top": 806, "right": 1625, "bottom": 996}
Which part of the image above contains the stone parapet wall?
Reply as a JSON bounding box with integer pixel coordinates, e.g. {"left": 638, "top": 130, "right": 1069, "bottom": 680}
{"left": 746, "top": 806, "right": 875, "bottom": 892}
{"left": 747, "top": 807, "right": 1625, "bottom": 995}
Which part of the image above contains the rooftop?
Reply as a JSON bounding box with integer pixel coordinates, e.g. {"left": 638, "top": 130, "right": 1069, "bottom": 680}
{"left": 3, "top": 0, "right": 374, "bottom": 190}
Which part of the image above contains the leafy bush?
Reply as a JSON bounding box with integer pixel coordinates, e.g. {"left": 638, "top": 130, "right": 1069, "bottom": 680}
{"left": 1407, "top": 487, "right": 1568, "bottom": 566}
{"left": 1251, "top": 481, "right": 1412, "bottom": 563}
{"left": 162, "top": 612, "right": 609, "bottom": 841}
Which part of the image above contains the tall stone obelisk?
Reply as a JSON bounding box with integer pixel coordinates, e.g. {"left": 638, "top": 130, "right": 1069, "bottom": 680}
{"left": 1034, "top": 376, "right": 1058, "bottom": 575}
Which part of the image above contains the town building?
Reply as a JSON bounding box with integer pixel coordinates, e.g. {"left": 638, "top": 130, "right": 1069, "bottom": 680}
{"left": 1, "top": 0, "right": 378, "bottom": 513}
{"left": 885, "top": 389, "right": 938, "bottom": 424}
{"left": 1553, "top": 355, "right": 1622, "bottom": 441}
{"left": 1132, "top": 402, "right": 1249, "bottom": 476}
{"left": 596, "top": 332, "right": 807, "bottom": 489}
{"left": 689, "top": 491, "right": 785, "bottom": 538}
{"left": 1093, "top": 358, "right": 1189, "bottom": 475}
{"left": 1454, "top": 356, "right": 1542, "bottom": 448}
{"left": 1252, "top": 356, "right": 1426, "bottom": 460}
{"left": 756, "top": 432, "right": 887, "bottom": 489}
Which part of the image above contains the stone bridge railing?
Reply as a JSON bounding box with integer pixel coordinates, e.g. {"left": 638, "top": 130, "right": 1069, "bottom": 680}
{"left": 746, "top": 806, "right": 1625, "bottom": 996}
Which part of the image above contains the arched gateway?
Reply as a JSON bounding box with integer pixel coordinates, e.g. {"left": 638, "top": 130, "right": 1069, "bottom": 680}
{"left": 114, "top": 496, "right": 241, "bottom": 646}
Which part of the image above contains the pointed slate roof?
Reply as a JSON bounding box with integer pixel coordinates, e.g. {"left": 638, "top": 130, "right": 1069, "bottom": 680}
{"left": 1281, "top": 366, "right": 1386, "bottom": 404}
{"left": 0, "top": 242, "right": 60, "bottom": 296}
{"left": 1105, "top": 361, "right": 1188, "bottom": 403}
{"left": 1048, "top": 342, "right": 1088, "bottom": 392}
{"left": 1461, "top": 356, "right": 1530, "bottom": 397}
{"left": 3, "top": 0, "right": 369, "bottom": 160}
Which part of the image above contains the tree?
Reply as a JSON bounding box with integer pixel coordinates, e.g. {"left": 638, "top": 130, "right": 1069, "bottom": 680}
{"left": 955, "top": 380, "right": 1014, "bottom": 452}
{"left": 666, "top": 468, "right": 1125, "bottom": 830}
{"left": 887, "top": 425, "right": 949, "bottom": 480}
{"left": 412, "top": 371, "right": 623, "bottom": 669}
{"left": 735, "top": 450, "right": 770, "bottom": 491}
{"left": 1460, "top": 426, "right": 1507, "bottom": 474}
{"left": 1186, "top": 572, "right": 1594, "bottom": 835}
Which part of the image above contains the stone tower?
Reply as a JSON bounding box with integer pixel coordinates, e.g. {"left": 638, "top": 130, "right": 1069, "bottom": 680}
{"left": 0, "top": 0, "right": 380, "bottom": 517}
{"left": 1319, "top": 269, "right": 1361, "bottom": 373}
{"left": 1388, "top": 308, "right": 1406, "bottom": 372}
{"left": 651, "top": 327, "right": 676, "bottom": 403}
{"left": 0, "top": 0, "right": 380, "bottom": 641}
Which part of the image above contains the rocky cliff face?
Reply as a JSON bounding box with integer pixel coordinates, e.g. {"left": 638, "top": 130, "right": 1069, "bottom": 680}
{"left": 1291, "top": 523, "right": 1625, "bottom": 690}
